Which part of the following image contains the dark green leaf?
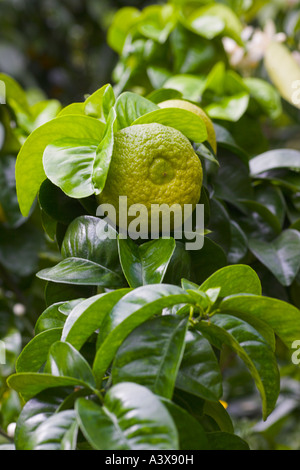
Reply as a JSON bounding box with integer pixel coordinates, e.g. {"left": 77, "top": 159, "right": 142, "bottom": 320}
{"left": 206, "top": 431, "right": 249, "bottom": 450}
{"left": 203, "top": 401, "right": 234, "bottom": 434}
{"left": 112, "top": 314, "right": 189, "bottom": 398}
{"left": 61, "top": 289, "right": 131, "bottom": 350}
{"left": 160, "top": 398, "right": 209, "bottom": 450}
{"left": 93, "top": 284, "right": 194, "bottom": 385}
{"left": 176, "top": 329, "right": 222, "bottom": 401}
{"left": 118, "top": 237, "right": 176, "bottom": 287}
{"left": 35, "top": 303, "right": 67, "bottom": 334}
{"left": 76, "top": 383, "right": 179, "bottom": 450}
{"left": 61, "top": 216, "right": 123, "bottom": 279}
{"left": 16, "top": 328, "right": 62, "bottom": 373}
{"left": 198, "top": 314, "right": 280, "bottom": 419}
{"left": 249, "top": 229, "right": 300, "bottom": 286}
{"left": 250, "top": 149, "right": 300, "bottom": 175}
{"left": 37, "top": 257, "right": 125, "bottom": 287}
{"left": 14, "top": 390, "right": 68, "bottom": 450}
{"left": 219, "top": 294, "right": 300, "bottom": 353}
{"left": 7, "top": 373, "right": 88, "bottom": 402}
{"left": 190, "top": 237, "right": 227, "bottom": 285}
{"left": 44, "top": 342, "right": 96, "bottom": 390}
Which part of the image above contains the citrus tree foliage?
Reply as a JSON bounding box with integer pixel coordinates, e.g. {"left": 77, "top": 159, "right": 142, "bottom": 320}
{"left": 0, "top": 74, "right": 297, "bottom": 450}
{"left": 1, "top": 0, "right": 300, "bottom": 451}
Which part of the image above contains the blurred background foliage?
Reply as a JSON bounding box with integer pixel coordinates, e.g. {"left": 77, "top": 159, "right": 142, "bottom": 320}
{"left": 0, "top": 0, "right": 156, "bottom": 104}
{"left": 1, "top": 0, "right": 300, "bottom": 450}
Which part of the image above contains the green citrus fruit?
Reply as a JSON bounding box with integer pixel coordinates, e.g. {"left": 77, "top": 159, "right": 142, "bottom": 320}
{"left": 97, "top": 123, "right": 202, "bottom": 231}
{"left": 264, "top": 41, "right": 300, "bottom": 109}
{"left": 158, "top": 99, "right": 217, "bottom": 154}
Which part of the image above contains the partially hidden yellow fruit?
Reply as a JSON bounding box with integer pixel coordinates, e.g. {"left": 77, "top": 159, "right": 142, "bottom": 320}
{"left": 264, "top": 41, "right": 300, "bottom": 109}
{"left": 0, "top": 204, "right": 6, "bottom": 223}
{"left": 97, "top": 123, "right": 202, "bottom": 231}
{"left": 219, "top": 400, "right": 228, "bottom": 409}
{"left": 158, "top": 99, "right": 217, "bottom": 154}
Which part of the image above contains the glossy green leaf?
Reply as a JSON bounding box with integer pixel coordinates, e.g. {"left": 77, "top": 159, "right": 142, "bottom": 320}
{"left": 203, "top": 401, "right": 234, "bottom": 434}
{"left": 190, "top": 237, "right": 227, "bottom": 285}
{"left": 84, "top": 84, "right": 115, "bottom": 121}
{"left": 214, "top": 123, "right": 249, "bottom": 161}
{"left": 163, "top": 75, "right": 206, "bottom": 102}
{"left": 7, "top": 373, "right": 88, "bottom": 402}
{"left": 118, "top": 237, "right": 176, "bottom": 288}
{"left": 198, "top": 314, "right": 280, "bottom": 419}
{"left": 176, "top": 330, "right": 222, "bottom": 401}
{"left": 132, "top": 107, "right": 207, "bottom": 143}
{"left": 19, "top": 410, "right": 77, "bottom": 450}
{"left": 43, "top": 137, "right": 99, "bottom": 198}
{"left": 61, "top": 216, "right": 123, "bottom": 277}
{"left": 205, "top": 92, "right": 249, "bottom": 122}
{"left": 199, "top": 265, "right": 262, "bottom": 298}
{"left": 93, "top": 108, "right": 117, "bottom": 194}
{"left": 35, "top": 302, "right": 67, "bottom": 334}
{"left": 239, "top": 199, "right": 282, "bottom": 235}
{"left": 38, "top": 179, "right": 86, "bottom": 225}
{"left": 249, "top": 230, "right": 300, "bottom": 286}
{"left": 15, "top": 115, "right": 105, "bottom": 216}
{"left": 44, "top": 281, "right": 94, "bottom": 307}
{"left": 249, "top": 149, "right": 300, "bottom": 175}
{"left": 14, "top": 390, "right": 69, "bottom": 450}
{"left": 44, "top": 341, "right": 96, "bottom": 390}
{"left": 75, "top": 382, "right": 179, "bottom": 450}
{"left": 227, "top": 221, "right": 248, "bottom": 264}
{"left": 93, "top": 284, "right": 194, "bottom": 385}
{"left": 115, "top": 92, "right": 158, "bottom": 130}
{"left": 16, "top": 328, "right": 62, "bottom": 373}
{"left": 61, "top": 289, "right": 131, "bottom": 350}
{"left": 219, "top": 294, "right": 300, "bottom": 353}
{"left": 182, "top": 11, "right": 225, "bottom": 39}
{"left": 0, "top": 73, "right": 30, "bottom": 112}
{"left": 164, "top": 241, "right": 192, "bottom": 286}
{"left": 107, "top": 7, "right": 141, "bottom": 54}
{"left": 57, "top": 102, "right": 85, "bottom": 117}
{"left": 37, "top": 257, "right": 125, "bottom": 287}
{"left": 206, "top": 431, "right": 249, "bottom": 450}
{"left": 160, "top": 398, "right": 209, "bottom": 450}
{"left": 147, "top": 88, "right": 182, "bottom": 104}
{"left": 182, "top": 3, "right": 243, "bottom": 44}
{"left": 111, "top": 314, "right": 189, "bottom": 398}
{"left": 244, "top": 77, "right": 282, "bottom": 119}
{"left": 213, "top": 151, "right": 253, "bottom": 211}
{"left": 138, "top": 4, "right": 176, "bottom": 43}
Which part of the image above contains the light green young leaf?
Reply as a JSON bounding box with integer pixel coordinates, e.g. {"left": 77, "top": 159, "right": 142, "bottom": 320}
{"left": 115, "top": 91, "right": 158, "bottom": 130}
{"left": 199, "top": 264, "right": 262, "bottom": 297}
{"left": 16, "top": 116, "right": 105, "bottom": 216}
{"left": 132, "top": 107, "right": 207, "bottom": 142}
{"left": 84, "top": 84, "right": 115, "bottom": 122}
